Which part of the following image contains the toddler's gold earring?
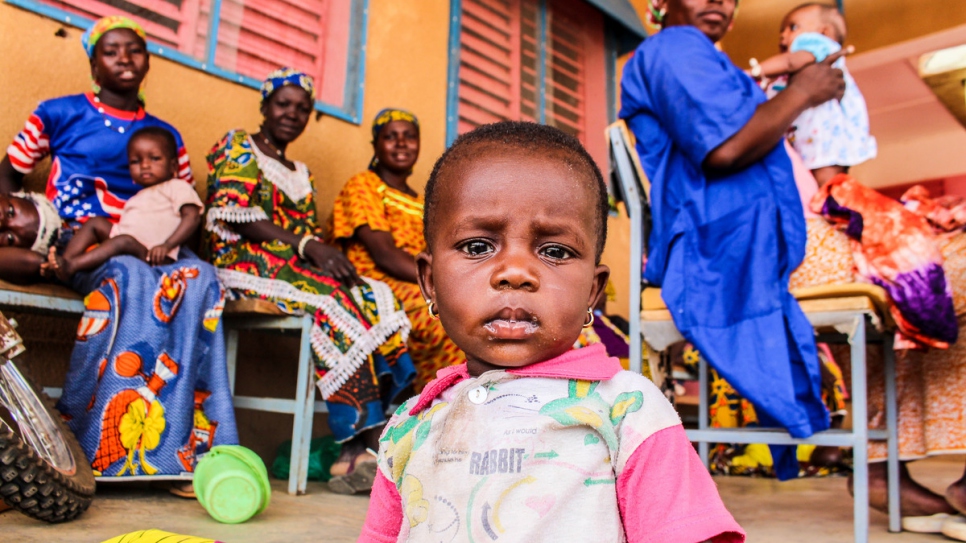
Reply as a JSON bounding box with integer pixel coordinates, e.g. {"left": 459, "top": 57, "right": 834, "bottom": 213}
{"left": 583, "top": 309, "right": 595, "bottom": 328}
{"left": 426, "top": 299, "right": 439, "bottom": 320}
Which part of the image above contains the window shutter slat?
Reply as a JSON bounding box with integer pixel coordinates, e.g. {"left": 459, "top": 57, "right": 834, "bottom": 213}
{"left": 458, "top": 0, "right": 521, "bottom": 131}
{"left": 215, "top": 0, "right": 328, "bottom": 84}
{"left": 56, "top": 0, "right": 202, "bottom": 50}
{"left": 455, "top": 0, "right": 606, "bottom": 160}
{"left": 544, "top": 0, "right": 586, "bottom": 140}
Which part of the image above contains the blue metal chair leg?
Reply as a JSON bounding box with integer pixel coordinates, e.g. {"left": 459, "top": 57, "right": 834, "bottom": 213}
{"left": 225, "top": 329, "right": 239, "bottom": 396}
{"left": 698, "top": 356, "right": 710, "bottom": 469}
{"left": 884, "top": 334, "right": 901, "bottom": 532}
{"left": 851, "top": 317, "right": 870, "bottom": 543}
{"left": 288, "top": 315, "right": 316, "bottom": 495}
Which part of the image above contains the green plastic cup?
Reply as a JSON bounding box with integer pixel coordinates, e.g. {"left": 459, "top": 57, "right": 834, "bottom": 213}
{"left": 194, "top": 445, "right": 271, "bottom": 524}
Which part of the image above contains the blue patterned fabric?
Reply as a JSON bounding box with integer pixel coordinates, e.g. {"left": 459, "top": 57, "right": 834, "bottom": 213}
{"left": 260, "top": 68, "right": 315, "bottom": 103}
{"left": 57, "top": 251, "right": 238, "bottom": 479}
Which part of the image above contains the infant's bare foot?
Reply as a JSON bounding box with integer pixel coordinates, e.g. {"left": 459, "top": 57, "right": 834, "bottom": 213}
{"left": 46, "top": 247, "right": 73, "bottom": 283}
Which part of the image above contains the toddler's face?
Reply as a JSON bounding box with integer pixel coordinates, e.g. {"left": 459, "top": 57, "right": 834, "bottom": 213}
{"left": 0, "top": 194, "right": 39, "bottom": 248}
{"left": 418, "top": 149, "right": 609, "bottom": 376}
{"left": 128, "top": 136, "right": 177, "bottom": 187}
{"left": 779, "top": 7, "right": 823, "bottom": 52}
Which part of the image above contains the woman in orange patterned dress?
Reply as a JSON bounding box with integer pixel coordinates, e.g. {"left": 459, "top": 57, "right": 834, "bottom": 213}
{"left": 331, "top": 109, "right": 462, "bottom": 390}
{"left": 792, "top": 183, "right": 966, "bottom": 520}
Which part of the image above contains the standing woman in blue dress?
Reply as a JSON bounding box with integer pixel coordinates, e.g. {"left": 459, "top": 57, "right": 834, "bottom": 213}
{"left": 619, "top": 0, "right": 845, "bottom": 480}
{"left": 0, "top": 16, "right": 237, "bottom": 492}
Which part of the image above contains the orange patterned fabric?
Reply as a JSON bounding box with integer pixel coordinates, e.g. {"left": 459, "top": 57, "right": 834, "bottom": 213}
{"left": 795, "top": 219, "right": 966, "bottom": 461}
{"left": 867, "top": 232, "right": 966, "bottom": 461}
{"left": 331, "top": 171, "right": 462, "bottom": 390}
{"left": 789, "top": 219, "right": 856, "bottom": 290}
{"left": 330, "top": 171, "right": 426, "bottom": 279}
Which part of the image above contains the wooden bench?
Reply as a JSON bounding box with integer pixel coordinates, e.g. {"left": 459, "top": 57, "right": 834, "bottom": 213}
{"left": 0, "top": 279, "right": 320, "bottom": 496}
{"left": 221, "top": 298, "right": 320, "bottom": 496}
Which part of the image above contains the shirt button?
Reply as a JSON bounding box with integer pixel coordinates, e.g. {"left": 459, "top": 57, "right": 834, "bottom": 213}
{"left": 468, "top": 386, "right": 487, "bottom": 404}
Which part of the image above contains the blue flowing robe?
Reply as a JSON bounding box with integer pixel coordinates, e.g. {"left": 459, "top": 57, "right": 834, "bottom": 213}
{"left": 619, "top": 26, "right": 828, "bottom": 479}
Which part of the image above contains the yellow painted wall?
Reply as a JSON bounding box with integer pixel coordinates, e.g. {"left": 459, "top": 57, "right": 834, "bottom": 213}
{"left": 0, "top": 0, "right": 643, "bottom": 319}
{"left": 0, "top": 0, "right": 452, "bottom": 219}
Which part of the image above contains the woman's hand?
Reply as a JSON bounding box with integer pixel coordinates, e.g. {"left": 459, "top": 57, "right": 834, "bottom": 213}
{"left": 704, "top": 49, "right": 849, "bottom": 173}
{"left": 787, "top": 50, "right": 847, "bottom": 107}
{"left": 304, "top": 240, "right": 363, "bottom": 286}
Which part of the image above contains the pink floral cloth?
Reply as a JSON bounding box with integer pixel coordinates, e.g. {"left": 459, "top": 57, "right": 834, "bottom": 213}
{"left": 813, "top": 174, "right": 957, "bottom": 349}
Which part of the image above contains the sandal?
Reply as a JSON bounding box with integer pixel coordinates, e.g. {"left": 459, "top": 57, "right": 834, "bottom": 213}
{"left": 902, "top": 513, "right": 960, "bottom": 533}
{"left": 168, "top": 482, "right": 197, "bottom": 499}
{"left": 944, "top": 516, "right": 966, "bottom": 541}
{"left": 327, "top": 452, "right": 378, "bottom": 495}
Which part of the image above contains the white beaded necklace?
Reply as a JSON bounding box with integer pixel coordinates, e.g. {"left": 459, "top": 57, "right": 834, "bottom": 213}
{"left": 93, "top": 95, "right": 140, "bottom": 135}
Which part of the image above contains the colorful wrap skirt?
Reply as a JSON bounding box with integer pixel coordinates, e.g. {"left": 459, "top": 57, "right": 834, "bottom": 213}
{"left": 57, "top": 252, "right": 238, "bottom": 479}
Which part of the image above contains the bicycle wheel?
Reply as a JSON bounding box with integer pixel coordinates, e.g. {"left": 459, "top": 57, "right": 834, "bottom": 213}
{"left": 0, "top": 358, "right": 95, "bottom": 522}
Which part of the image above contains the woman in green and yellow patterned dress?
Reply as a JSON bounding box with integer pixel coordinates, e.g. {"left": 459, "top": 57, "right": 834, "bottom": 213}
{"left": 205, "top": 69, "right": 414, "bottom": 493}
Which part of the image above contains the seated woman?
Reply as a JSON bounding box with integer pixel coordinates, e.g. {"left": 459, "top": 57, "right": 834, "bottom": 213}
{"left": 0, "top": 191, "right": 63, "bottom": 284}
{"left": 0, "top": 16, "right": 237, "bottom": 493}
{"left": 793, "top": 181, "right": 966, "bottom": 521}
{"left": 330, "top": 109, "right": 462, "bottom": 390}
{"left": 206, "top": 70, "right": 415, "bottom": 495}
{"left": 620, "top": 0, "right": 846, "bottom": 480}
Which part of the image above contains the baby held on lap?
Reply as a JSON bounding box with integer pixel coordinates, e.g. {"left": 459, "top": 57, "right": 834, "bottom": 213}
{"left": 45, "top": 126, "right": 202, "bottom": 281}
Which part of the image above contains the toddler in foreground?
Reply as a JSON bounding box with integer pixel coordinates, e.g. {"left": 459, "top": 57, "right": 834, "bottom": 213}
{"left": 46, "top": 126, "right": 202, "bottom": 280}
{"left": 751, "top": 2, "right": 876, "bottom": 186}
{"left": 358, "top": 122, "right": 744, "bottom": 542}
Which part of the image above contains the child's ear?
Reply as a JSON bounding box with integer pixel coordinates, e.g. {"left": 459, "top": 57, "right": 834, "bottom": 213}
{"left": 587, "top": 264, "right": 611, "bottom": 311}
{"left": 415, "top": 251, "right": 434, "bottom": 304}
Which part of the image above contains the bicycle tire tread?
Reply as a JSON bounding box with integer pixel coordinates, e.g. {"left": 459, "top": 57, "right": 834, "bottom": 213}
{"left": 0, "top": 360, "right": 95, "bottom": 523}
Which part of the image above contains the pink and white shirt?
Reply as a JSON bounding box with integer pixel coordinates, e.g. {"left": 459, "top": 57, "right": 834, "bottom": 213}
{"left": 359, "top": 344, "right": 745, "bottom": 543}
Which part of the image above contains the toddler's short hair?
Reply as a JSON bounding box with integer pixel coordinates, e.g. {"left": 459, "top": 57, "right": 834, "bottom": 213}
{"left": 128, "top": 126, "right": 178, "bottom": 160}
{"left": 424, "top": 121, "right": 609, "bottom": 263}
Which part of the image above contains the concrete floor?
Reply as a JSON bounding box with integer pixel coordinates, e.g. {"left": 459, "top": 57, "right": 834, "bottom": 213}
{"left": 2, "top": 455, "right": 963, "bottom": 542}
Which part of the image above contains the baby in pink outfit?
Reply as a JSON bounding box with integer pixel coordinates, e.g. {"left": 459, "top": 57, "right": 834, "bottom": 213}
{"left": 46, "top": 126, "right": 202, "bottom": 280}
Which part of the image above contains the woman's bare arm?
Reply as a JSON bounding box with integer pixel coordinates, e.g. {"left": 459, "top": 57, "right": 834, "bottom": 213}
{"left": 354, "top": 225, "right": 418, "bottom": 283}
{"left": 0, "top": 247, "right": 44, "bottom": 284}
{"left": 706, "top": 51, "right": 847, "bottom": 172}
{"left": 231, "top": 220, "right": 361, "bottom": 286}
{"left": 0, "top": 156, "right": 25, "bottom": 194}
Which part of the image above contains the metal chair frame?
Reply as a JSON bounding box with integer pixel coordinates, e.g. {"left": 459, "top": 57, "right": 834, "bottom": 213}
{"left": 223, "top": 307, "right": 326, "bottom": 496}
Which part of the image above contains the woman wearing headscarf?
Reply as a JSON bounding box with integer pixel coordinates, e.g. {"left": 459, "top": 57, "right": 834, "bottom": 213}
{"left": 330, "top": 109, "right": 462, "bottom": 391}
{"left": 0, "top": 16, "right": 238, "bottom": 488}
{"left": 206, "top": 71, "right": 415, "bottom": 494}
